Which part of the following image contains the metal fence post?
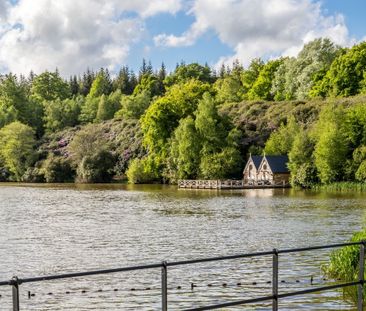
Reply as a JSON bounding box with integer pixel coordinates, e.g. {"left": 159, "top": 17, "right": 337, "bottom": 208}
{"left": 11, "top": 276, "right": 20, "bottom": 311}
{"left": 162, "top": 261, "right": 168, "bottom": 311}
{"left": 272, "top": 249, "right": 278, "bottom": 311}
{"left": 358, "top": 242, "right": 365, "bottom": 311}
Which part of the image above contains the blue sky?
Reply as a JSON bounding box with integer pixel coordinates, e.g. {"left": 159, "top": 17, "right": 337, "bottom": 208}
{"left": 0, "top": 0, "right": 365, "bottom": 76}
{"left": 322, "top": 0, "right": 366, "bottom": 40}
{"left": 129, "top": 0, "right": 366, "bottom": 72}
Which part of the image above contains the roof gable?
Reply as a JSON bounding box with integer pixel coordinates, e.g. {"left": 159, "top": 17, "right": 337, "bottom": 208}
{"left": 243, "top": 155, "right": 263, "bottom": 174}
{"left": 264, "top": 155, "right": 289, "bottom": 173}
{"left": 251, "top": 155, "right": 263, "bottom": 170}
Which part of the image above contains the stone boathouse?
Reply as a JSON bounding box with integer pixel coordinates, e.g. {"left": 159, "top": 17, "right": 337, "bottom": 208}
{"left": 243, "top": 154, "right": 290, "bottom": 186}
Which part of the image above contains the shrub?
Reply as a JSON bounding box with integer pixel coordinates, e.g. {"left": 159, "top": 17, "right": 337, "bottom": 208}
{"left": 199, "top": 147, "right": 243, "bottom": 179}
{"left": 0, "top": 121, "right": 36, "bottom": 180}
{"left": 126, "top": 158, "right": 156, "bottom": 184}
{"left": 324, "top": 228, "right": 366, "bottom": 304}
{"left": 0, "top": 167, "right": 10, "bottom": 182}
{"left": 76, "top": 150, "right": 115, "bottom": 183}
{"left": 291, "top": 163, "right": 318, "bottom": 188}
{"left": 356, "top": 161, "right": 366, "bottom": 182}
{"left": 42, "top": 154, "right": 74, "bottom": 183}
{"left": 22, "top": 167, "right": 45, "bottom": 182}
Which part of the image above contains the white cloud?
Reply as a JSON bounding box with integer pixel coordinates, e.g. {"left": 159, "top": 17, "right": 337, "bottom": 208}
{"left": 154, "top": 20, "right": 207, "bottom": 47}
{"left": 154, "top": 0, "right": 351, "bottom": 67}
{"left": 0, "top": 0, "right": 10, "bottom": 33}
{"left": 117, "top": 0, "right": 181, "bottom": 18}
{"left": 0, "top": 0, "right": 181, "bottom": 76}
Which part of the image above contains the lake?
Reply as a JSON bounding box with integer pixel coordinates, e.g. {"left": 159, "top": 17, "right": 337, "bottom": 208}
{"left": 0, "top": 183, "right": 364, "bottom": 310}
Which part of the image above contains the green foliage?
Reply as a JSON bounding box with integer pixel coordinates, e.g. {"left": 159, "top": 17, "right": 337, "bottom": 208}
{"left": 325, "top": 229, "right": 366, "bottom": 280}
{"left": 80, "top": 69, "right": 95, "bottom": 96}
{"left": 126, "top": 157, "right": 157, "bottom": 184}
{"left": 265, "top": 116, "right": 299, "bottom": 155}
{"left": 290, "top": 163, "right": 318, "bottom": 188}
{"left": 68, "top": 123, "right": 110, "bottom": 164}
{"left": 324, "top": 228, "right": 366, "bottom": 304}
{"left": 164, "top": 63, "right": 213, "bottom": 87}
{"left": 296, "top": 38, "right": 340, "bottom": 99}
{"left": 355, "top": 161, "right": 366, "bottom": 182}
{"left": 79, "top": 96, "right": 99, "bottom": 123}
{"left": 288, "top": 128, "right": 317, "bottom": 187}
{"left": 141, "top": 79, "right": 211, "bottom": 154}
{"left": 314, "top": 182, "right": 366, "bottom": 192}
{"left": 42, "top": 154, "right": 74, "bottom": 182}
{"left": 96, "top": 95, "right": 114, "bottom": 122}
{"left": 112, "top": 119, "right": 145, "bottom": 176}
{"left": 115, "top": 90, "right": 151, "bottom": 119}
{"left": 0, "top": 74, "right": 44, "bottom": 134}
{"left": 133, "top": 74, "right": 161, "bottom": 97}
{"left": 96, "top": 90, "right": 123, "bottom": 122}
{"left": 272, "top": 39, "right": 340, "bottom": 100}
{"left": 0, "top": 103, "right": 18, "bottom": 128}
{"left": 272, "top": 58, "right": 298, "bottom": 101}
{"left": 317, "top": 42, "right": 366, "bottom": 97}
{"left": 195, "top": 93, "right": 227, "bottom": 153}
{"left": 31, "top": 71, "right": 70, "bottom": 102}
{"left": 343, "top": 104, "right": 366, "bottom": 149}
{"left": 43, "top": 97, "right": 82, "bottom": 132}
{"left": 76, "top": 149, "right": 115, "bottom": 183}
{"left": 22, "top": 166, "right": 45, "bottom": 183}
{"left": 199, "top": 147, "right": 242, "bottom": 179}
{"left": 241, "top": 58, "right": 264, "bottom": 94}
{"left": 5, "top": 40, "right": 366, "bottom": 186}
{"left": 214, "top": 75, "right": 244, "bottom": 104}
{"left": 248, "top": 59, "right": 283, "bottom": 100}
{"left": 168, "top": 116, "right": 201, "bottom": 180}
{"left": 113, "top": 66, "right": 135, "bottom": 95}
{"left": 0, "top": 74, "right": 28, "bottom": 125}
{"left": 88, "top": 69, "right": 112, "bottom": 98}
{"left": 314, "top": 105, "right": 348, "bottom": 183}
{"left": 0, "top": 121, "right": 36, "bottom": 180}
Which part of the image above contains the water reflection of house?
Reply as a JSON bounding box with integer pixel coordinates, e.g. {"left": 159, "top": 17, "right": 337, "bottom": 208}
{"left": 243, "top": 155, "right": 290, "bottom": 186}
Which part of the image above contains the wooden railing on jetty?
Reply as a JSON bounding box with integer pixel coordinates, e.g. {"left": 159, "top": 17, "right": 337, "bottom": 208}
{"left": 178, "top": 179, "right": 290, "bottom": 189}
{"left": 178, "top": 179, "right": 244, "bottom": 189}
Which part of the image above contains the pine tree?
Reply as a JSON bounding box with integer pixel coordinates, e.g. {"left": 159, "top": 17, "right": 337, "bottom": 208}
{"left": 69, "top": 75, "right": 79, "bottom": 96}
{"left": 113, "top": 66, "right": 131, "bottom": 94}
{"left": 80, "top": 68, "right": 95, "bottom": 96}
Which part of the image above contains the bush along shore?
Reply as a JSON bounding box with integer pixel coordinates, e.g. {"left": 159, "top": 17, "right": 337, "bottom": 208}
{"left": 2, "top": 38, "right": 366, "bottom": 185}
{"left": 323, "top": 228, "right": 366, "bottom": 305}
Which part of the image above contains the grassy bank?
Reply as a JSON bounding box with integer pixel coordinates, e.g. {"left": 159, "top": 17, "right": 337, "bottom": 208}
{"left": 312, "top": 182, "right": 366, "bottom": 192}
{"left": 323, "top": 228, "right": 366, "bottom": 304}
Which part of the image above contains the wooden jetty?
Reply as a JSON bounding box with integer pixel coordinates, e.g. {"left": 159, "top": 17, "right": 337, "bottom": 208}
{"left": 178, "top": 179, "right": 290, "bottom": 189}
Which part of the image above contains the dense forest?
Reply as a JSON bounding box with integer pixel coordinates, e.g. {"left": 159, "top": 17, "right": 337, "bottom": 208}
{"left": 1, "top": 38, "right": 366, "bottom": 186}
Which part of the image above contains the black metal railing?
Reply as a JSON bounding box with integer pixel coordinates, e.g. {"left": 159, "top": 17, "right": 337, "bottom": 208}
{"left": 0, "top": 241, "right": 364, "bottom": 310}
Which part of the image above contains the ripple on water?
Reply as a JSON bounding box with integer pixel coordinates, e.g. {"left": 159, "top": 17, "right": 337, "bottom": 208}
{"left": 0, "top": 184, "right": 364, "bottom": 310}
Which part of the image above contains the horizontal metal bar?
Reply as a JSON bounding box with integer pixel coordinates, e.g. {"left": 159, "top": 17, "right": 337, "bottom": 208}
{"left": 184, "top": 281, "right": 360, "bottom": 310}
{"left": 183, "top": 294, "right": 275, "bottom": 311}
{"left": 278, "top": 281, "right": 360, "bottom": 299}
{"left": 167, "top": 251, "right": 274, "bottom": 267}
{"left": 0, "top": 263, "right": 163, "bottom": 285}
{"left": 0, "top": 241, "right": 363, "bottom": 286}
{"left": 278, "top": 242, "right": 362, "bottom": 254}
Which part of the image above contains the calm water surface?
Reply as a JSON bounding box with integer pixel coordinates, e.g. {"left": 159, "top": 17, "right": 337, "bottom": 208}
{"left": 0, "top": 183, "right": 365, "bottom": 310}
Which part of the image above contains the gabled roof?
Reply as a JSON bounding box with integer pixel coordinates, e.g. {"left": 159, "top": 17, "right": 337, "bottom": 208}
{"left": 243, "top": 155, "right": 263, "bottom": 173}
{"left": 251, "top": 155, "right": 263, "bottom": 170}
{"left": 264, "top": 155, "right": 289, "bottom": 173}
